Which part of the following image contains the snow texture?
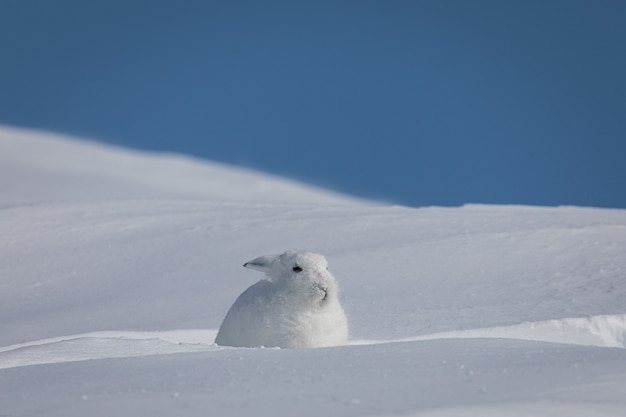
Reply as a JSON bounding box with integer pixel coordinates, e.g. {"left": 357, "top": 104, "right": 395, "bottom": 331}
{"left": 1, "top": 125, "right": 626, "bottom": 417}
{"left": 215, "top": 250, "right": 349, "bottom": 348}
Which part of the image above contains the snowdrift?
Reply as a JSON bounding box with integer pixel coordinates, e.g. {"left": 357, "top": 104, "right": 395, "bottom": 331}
{"left": 1, "top": 125, "right": 625, "bottom": 416}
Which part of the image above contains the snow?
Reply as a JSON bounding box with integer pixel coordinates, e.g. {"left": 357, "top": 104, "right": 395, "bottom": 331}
{"left": 0, "top": 125, "right": 359, "bottom": 205}
{"left": 1, "top": 125, "right": 625, "bottom": 416}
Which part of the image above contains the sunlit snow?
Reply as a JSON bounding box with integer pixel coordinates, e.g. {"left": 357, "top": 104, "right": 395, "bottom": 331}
{"left": 1, "top": 125, "right": 625, "bottom": 417}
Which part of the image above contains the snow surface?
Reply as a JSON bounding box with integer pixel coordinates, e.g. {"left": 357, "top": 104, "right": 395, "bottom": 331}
{"left": 1, "top": 125, "right": 625, "bottom": 416}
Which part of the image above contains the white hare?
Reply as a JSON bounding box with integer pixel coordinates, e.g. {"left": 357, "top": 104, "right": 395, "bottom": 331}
{"left": 215, "top": 250, "right": 348, "bottom": 348}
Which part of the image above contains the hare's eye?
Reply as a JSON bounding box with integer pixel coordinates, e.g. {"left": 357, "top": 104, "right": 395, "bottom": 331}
{"left": 292, "top": 265, "right": 303, "bottom": 273}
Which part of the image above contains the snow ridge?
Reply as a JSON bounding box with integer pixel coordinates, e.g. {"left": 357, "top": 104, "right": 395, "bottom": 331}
{"left": 2, "top": 314, "right": 624, "bottom": 371}
{"left": 353, "top": 314, "right": 626, "bottom": 349}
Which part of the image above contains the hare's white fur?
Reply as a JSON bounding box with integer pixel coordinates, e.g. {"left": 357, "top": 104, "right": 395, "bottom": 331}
{"left": 215, "top": 250, "right": 348, "bottom": 348}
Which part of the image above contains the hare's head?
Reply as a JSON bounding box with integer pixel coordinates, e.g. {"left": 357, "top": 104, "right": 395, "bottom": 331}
{"left": 244, "top": 250, "right": 333, "bottom": 284}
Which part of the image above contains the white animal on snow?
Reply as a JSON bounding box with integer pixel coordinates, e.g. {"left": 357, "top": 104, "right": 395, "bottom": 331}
{"left": 215, "top": 250, "right": 349, "bottom": 348}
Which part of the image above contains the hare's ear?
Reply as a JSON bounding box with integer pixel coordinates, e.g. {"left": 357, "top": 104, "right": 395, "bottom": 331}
{"left": 243, "top": 255, "right": 278, "bottom": 272}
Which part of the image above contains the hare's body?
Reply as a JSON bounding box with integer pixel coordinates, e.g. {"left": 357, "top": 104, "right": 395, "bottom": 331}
{"left": 215, "top": 251, "right": 348, "bottom": 348}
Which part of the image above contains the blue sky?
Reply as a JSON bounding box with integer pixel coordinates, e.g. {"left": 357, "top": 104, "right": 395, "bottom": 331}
{"left": 1, "top": 0, "right": 625, "bottom": 208}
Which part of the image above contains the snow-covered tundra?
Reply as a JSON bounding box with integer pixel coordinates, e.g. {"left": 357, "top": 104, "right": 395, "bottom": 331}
{"left": 1, "top": 126, "right": 626, "bottom": 417}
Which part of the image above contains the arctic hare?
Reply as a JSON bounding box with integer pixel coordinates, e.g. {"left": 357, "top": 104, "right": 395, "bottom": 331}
{"left": 215, "top": 250, "right": 348, "bottom": 348}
